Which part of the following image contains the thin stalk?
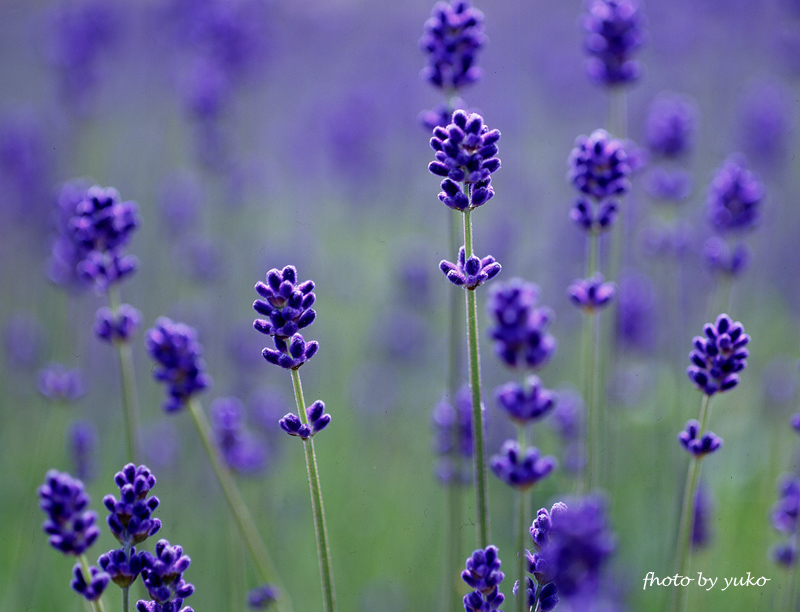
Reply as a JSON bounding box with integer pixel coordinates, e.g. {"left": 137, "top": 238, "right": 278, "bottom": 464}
{"left": 463, "top": 208, "right": 490, "bottom": 548}
{"left": 107, "top": 285, "right": 139, "bottom": 463}
{"left": 187, "top": 398, "right": 291, "bottom": 612}
{"left": 580, "top": 231, "right": 602, "bottom": 493}
{"left": 515, "top": 425, "right": 529, "bottom": 612}
{"left": 79, "top": 554, "right": 108, "bottom": 612}
{"left": 787, "top": 528, "right": 800, "bottom": 611}
{"left": 290, "top": 369, "right": 337, "bottom": 612}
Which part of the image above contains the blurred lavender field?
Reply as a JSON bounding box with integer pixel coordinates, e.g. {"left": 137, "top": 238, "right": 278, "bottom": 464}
{"left": 2, "top": 0, "right": 800, "bottom": 610}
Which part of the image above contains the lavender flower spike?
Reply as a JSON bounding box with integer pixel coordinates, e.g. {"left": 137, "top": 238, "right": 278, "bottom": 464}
{"left": 582, "top": 0, "right": 646, "bottom": 87}
{"left": 677, "top": 420, "right": 723, "bottom": 457}
{"left": 102, "top": 463, "right": 161, "bottom": 545}
{"left": 253, "top": 265, "right": 316, "bottom": 339}
{"left": 707, "top": 154, "right": 764, "bottom": 233}
{"left": 568, "top": 274, "right": 616, "bottom": 312}
{"left": 440, "top": 245, "right": 501, "bottom": 289}
{"left": 686, "top": 313, "right": 749, "bottom": 396}
{"left": 138, "top": 539, "right": 194, "bottom": 609}
{"left": 568, "top": 129, "right": 630, "bottom": 200}
{"left": 494, "top": 376, "right": 556, "bottom": 425}
{"left": 38, "top": 470, "right": 100, "bottom": 555}
{"left": 95, "top": 303, "right": 141, "bottom": 343}
{"left": 462, "top": 546, "right": 505, "bottom": 612}
{"left": 248, "top": 585, "right": 280, "bottom": 609}
{"left": 71, "top": 563, "right": 109, "bottom": 601}
{"left": 490, "top": 440, "right": 556, "bottom": 490}
{"left": 262, "top": 332, "right": 319, "bottom": 370}
{"left": 279, "top": 400, "right": 331, "bottom": 440}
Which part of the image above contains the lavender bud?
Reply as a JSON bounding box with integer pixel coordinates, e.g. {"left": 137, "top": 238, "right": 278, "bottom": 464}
{"left": 582, "top": 0, "right": 646, "bottom": 87}
{"left": 677, "top": 420, "right": 723, "bottom": 457}
{"left": 440, "top": 246, "right": 501, "bottom": 289}
{"left": 490, "top": 440, "right": 556, "bottom": 490}
{"left": 38, "top": 470, "right": 99, "bottom": 556}
{"left": 686, "top": 313, "right": 749, "bottom": 396}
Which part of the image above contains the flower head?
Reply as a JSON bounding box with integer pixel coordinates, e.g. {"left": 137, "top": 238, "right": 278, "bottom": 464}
{"left": 568, "top": 129, "right": 630, "bottom": 200}
{"left": 139, "top": 539, "right": 194, "bottom": 606}
{"left": 582, "top": 0, "right": 646, "bottom": 87}
{"left": 686, "top": 313, "right": 749, "bottom": 395}
{"left": 38, "top": 470, "right": 100, "bottom": 555}
{"left": 211, "top": 397, "right": 266, "bottom": 473}
{"left": 494, "top": 376, "right": 556, "bottom": 425}
{"left": 278, "top": 400, "right": 331, "bottom": 440}
{"left": 490, "top": 440, "right": 555, "bottom": 490}
{"left": 102, "top": 463, "right": 161, "bottom": 546}
{"left": 248, "top": 584, "right": 280, "bottom": 609}
{"left": 568, "top": 274, "right": 616, "bottom": 313}
{"left": 677, "top": 420, "right": 723, "bottom": 457}
{"left": 462, "top": 545, "right": 504, "bottom": 593}
{"left": 262, "top": 332, "right": 319, "bottom": 370}
{"left": 95, "top": 304, "right": 141, "bottom": 343}
{"left": 440, "top": 246, "right": 501, "bottom": 289}
{"left": 37, "top": 363, "right": 85, "bottom": 402}
{"left": 98, "top": 546, "right": 144, "bottom": 588}
{"left": 253, "top": 266, "right": 316, "bottom": 339}
{"left": 570, "top": 197, "right": 619, "bottom": 233}
{"left": 707, "top": 155, "right": 764, "bottom": 233}
{"left": 703, "top": 237, "right": 750, "bottom": 277}
{"left": 645, "top": 93, "right": 698, "bottom": 158}
{"left": 71, "top": 563, "right": 109, "bottom": 601}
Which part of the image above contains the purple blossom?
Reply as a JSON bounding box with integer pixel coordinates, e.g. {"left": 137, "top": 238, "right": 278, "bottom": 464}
{"left": 102, "top": 463, "right": 162, "bottom": 546}
{"left": 494, "top": 376, "right": 556, "bottom": 425}
{"left": 211, "top": 397, "right": 266, "bottom": 473}
{"left": 644, "top": 93, "right": 698, "bottom": 158}
{"left": 737, "top": 83, "right": 792, "bottom": 170}
{"left": 70, "top": 563, "right": 109, "bottom": 601}
{"left": 582, "top": 0, "right": 646, "bottom": 87}
{"left": 771, "top": 541, "right": 797, "bottom": 567}
{"left": 253, "top": 266, "right": 316, "bottom": 339}
{"left": 37, "top": 363, "right": 85, "bottom": 402}
{"left": 692, "top": 481, "right": 713, "bottom": 548}
{"left": 248, "top": 584, "right": 280, "bottom": 609}
{"left": 490, "top": 440, "right": 556, "bottom": 490}
{"left": 145, "top": 318, "right": 212, "bottom": 412}
{"left": 3, "top": 313, "right": 45, "bottom": 370}
{"left": 279, "top": 400, "right": 331, "bottom": 440}
{"left": 38, "top": 470, "right": 100, "bottom": 556}
{"left": 138, "top": 539, "right": 194, "bottom": 609}
{"left": 95, "top": 304, "right": 141, "bottom": 343}
{"left": 677, "top": 420, "right": 723, "bottom": 457}
{"left": 568, "top": 130, "right": 631, "bottom": 201}
{"left": 98, "top": 547, "right": 144, "bottom": 588}
{"left": 771, "top": 475, "right": 800, "bottom": 534}
{"left": 440, "top": 246, "right": 501, "bottom": 289}
{"left": 707, "top": 155, "right": 764, "bottom": 233}
{"left": 462, "top": 545, "right": 505, "bottom": 593}
{"left": 703, "top": 237, "right": 749, "bottom": 277}
{"left": 570, "top": 197, "right": 619, "bottom": 233}
{"left": 568, "top": 274, "right": 616, "bottom": 312}
{"left": 431, "top": 386, "right": 474, "bottom": 484}
{"left": 262, "top": 333, "right": 319, "bottom": 370}
{"left": 686, "top": 313, "right": 749, "bottom": 396}
{"left": 419, "top": 0, "right": 485, "bottom": 92}
{"left": 69, "top": 420, "right": 98, "bottom": 483}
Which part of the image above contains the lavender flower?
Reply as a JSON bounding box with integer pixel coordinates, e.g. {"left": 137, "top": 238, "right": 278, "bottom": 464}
{"left": 692, "top": 481, "right": 712, "bottom": 548}
{"left": 645, "top": 93, "right": 698, "bottom": 159}
{"left": 570, "top": 197, "right": 618, "bottom": 233}
{"left": 253, "top": 266, "right": 316, "bottom": 339}
{"left": 686, "top": 313, "right": 749, "bottom": 396}
{"left": 440, "top": 246, "right": 501, "bottom": 289}
{"left": 279, "top": 400, "right": 331, "bottom": 440}
{"left": 568, "top": 274, "right": 616, "bottom": 312}
{"left": 38, "top": 470, "right": 100, "bottom": 555}
{"left": 490, "top": 440, "right": 556, "bottom": 490}
{"left": 487, "top": 278, "right": 556, "bottom": 370}
{"left": 462, "top": 545, "right": 505, "bottom": 592}
{"left": 771, "top": 542, "right": 797, "bottom": 567}
{"left": 262, "top": 333, "right": 319, "bottom": 370}
{"left": 102, "top": 463, "right": 162, "bottom": 546}
{"left": 677, "top": 420, "right": 723, "bottom": 457}
{"left": 582, "top": 0, "right": 646, "bottom": 87}
{"left": 428, "top": 110, "right": 501, "bottom": 211}
{"left": 771, "top": 475, "right": 800, "bottom": 534}
{"left": 248, "top": 584, "right": 280, "bottom": 609}
{"left": 737, "top": 83, "right": 792, "bottom": 170}
{"left": 703, "top": 237, "right": 749, "bottom": 277}
{"left": 494, "top": 376, "right": 556, "bottom": 424}
{"left": 419, "top": 0, "right": 485, "bottom": 93}
{"left": 643, "top": 168, "right": 692, "bottom": 202}
{"left": 95, "top": 304, "right": 141, "bottom": 343}
{"left": 211, "top": 397, "right": 267, "bottom": 473}
{"left": 71, "top": 563, "right": 109, "bottom": 601}
{"left": 138, "top": 539, "right": 194, "bottom": 611}
{"left": 568, "top": 130, "right": 630, "bottom": 201}
{"left": 37, "top": 363, "right": 85, "bottom": 402}
{"left": 707, "top": 155, "right": 764, "bottom": 233}
{"left": 3, "top": 313, "right": 45, "bottom": 370}
{"left": 431, "top": 386, "right": 474, "bottom": 484}
{"left": 145, "top": 318, "right": 212, "bottom": 412}
{"left": 98, "top": 546, "right": 144, "bottom": 588}
{"left": 69, "top": 419, "right": 98, "bottom": 483}
{"left": 525, "top": 503, "right": 567, "bottom": 611}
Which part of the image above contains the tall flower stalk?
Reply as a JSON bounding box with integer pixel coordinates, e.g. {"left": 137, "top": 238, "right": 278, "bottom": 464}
{"left": 253, "top": 265, "right": 336, "bottom": 612}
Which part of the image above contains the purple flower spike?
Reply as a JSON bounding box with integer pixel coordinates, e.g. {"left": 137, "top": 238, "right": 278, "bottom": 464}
{"left": 707, "top": 154, "right": 764, "bottom": 233}
{"left": 98, "top": 547, "right": 144, "bottom": 588}
{"left": 248, "top": 584, "right": 280, "bottom": 609}
{"left": 139, "top": 539, "right": 194, "bottom": 606}
{"left": 703, "top": 237, "right": 749, "bottom": 277}
{"left": 38, "top": 470, "right": 99, "bottom": 556}
{"left": 211, "top": 397, "right": 265, "bottom": 474}
{"left": 678, "top": 420, "right": 723, "bottom": 457}
{"left": 37, "top": 363, "right": 85, "bottom": 402}
{"left": 432, "top": 386, "right": 474, "bottom": 484}
{"left": 262, "top": 333, "right": 319, "bottom": 370}
{"left": 440, "top": 246, "right": 501, "bottom": 290}
{"left": 582, "top": 0, "right": 646, "bottom": 87}
{"left": 771, "top": 542, "right": 797, "bottom": 567}
{"left": 686, "top": 313, "right": 749, "bottom": 396}
{"left": 279, "top": 400, "right": 331, "bottom": 440}
{"left": 463, "top": 586, "right": 504, "bottom": 612}
{"left": 145, "top": 318, "right": 212, "bottom": 412}
{"left": 462, "top": 545, "right": 505, "bottom": 593}
{"left": 419, "top": 0, "right": 485, "bottom": 93}
{"left": 253, "top": 266, "right": 316, "bottom": 340}
{"left": 570, "top": 197, "right": 619, "bottom": 233}
{"left": 645, "top": 93, "right": 698, "bottom": 159}
{"left": 490, "top": 440, "right": 556, "bottom": 490}
{"left": 103, "top": 463, "right": 161, "bottom": 546}
{"left": 568, "top": 129, "right": 630, "bottom": 200}
{"left": 95, "top": 304, "right": 141, "bottom": 343}
{"left": 71, "top": 563, "right": 109, "bottom": 602}
{"left": 495, "top": 376, "right": 556, "bottom": 425}
{"left": 568, "top": 274, "right": 617, "bottom": 312}
{"left": 771, "top": 475, "right": 800, "bottom": 534}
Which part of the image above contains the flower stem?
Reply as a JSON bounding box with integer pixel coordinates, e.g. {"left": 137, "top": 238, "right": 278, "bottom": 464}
{"left": 516, "top": 425, "right": 529, "bottom": 612}
{"left": 107, "top": 285, "right": 139, "bottom": 464}
{"left": 290, "top": 369, "right": 337, "bottom": 612}
{"left": 187, "top": 398, "right": 291, "bottom": 612}
{"left": 463, "top": 208, "right": 490, "bottom": 548}
{"left": 79, "top": 554, "right": 107, "bottom": 612}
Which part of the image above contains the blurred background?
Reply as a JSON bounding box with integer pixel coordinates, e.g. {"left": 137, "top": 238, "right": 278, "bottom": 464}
{"left": 1, "top": 0, "right": 800, "bottom": 610}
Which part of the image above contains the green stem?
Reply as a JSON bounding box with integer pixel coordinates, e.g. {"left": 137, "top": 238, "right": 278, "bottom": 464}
{"left": 463, "top": 208, "right": 490, "bottom": 548}
{"left": 187, "top": 398, "right": 291, "bottom": 612}
{"left": 107, "top": 286, "right": 139, "bottom": 464}
{"left": 515, "top": 425, "right": 529, "bottom": 612}
{"left": 79, "top": 554, "right": 108, "bottom": 612}
{"left": 290, "top": 369, "right": 337, "bottom": 612}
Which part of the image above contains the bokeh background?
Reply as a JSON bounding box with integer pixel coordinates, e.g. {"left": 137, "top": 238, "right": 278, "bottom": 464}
{"left": 2, "top": 0, "right": 800, "bottom": 610}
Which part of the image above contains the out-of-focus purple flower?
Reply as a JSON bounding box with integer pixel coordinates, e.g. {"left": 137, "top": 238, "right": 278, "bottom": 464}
{"left": 248, "top": 584, "right": 280, "bottom": 609}
{"left": 138, "top": 539, "right": 194, "bottom": 608}
{"left": 791, "top": 412, "right": 800, "bottom": 433}
{"left": 211, "top": 397, "right": 266, "bottom": 473}
{"left": 37, "top": 363, "right": 85, "bottom": 402}
{"left": 772, "top": 475, "right": 800, "bottom": 534}
{"left": 3, "top": 313, "right": 45, "bottom": 370}
{"left": 692, "top": 481, "right": 713, "bottom": 548}
{"left": 38, "top": 470, "right": 100, "bottom": 555}
{"left": 487, "top": 278, "right": 556, "bottom": 370}
{"left": 771, "top": 541, "right": 798, "bottom": 567}
{"left": 432, "top": 386, "right": 474, "bottom": 483}
{"left": 703, "top": 237, "right": 749, "bottom": 277}
{"left": 737, "top": 83, "right": 792, "bottom": 170}
{"left": 181, "top": 57, "right": 231, "bottom": 121}
{"left": 526, "top": 503, "right": 567, "bottom": 610}
{"left": 686, "top": 313, "right": 749, "bottom": 396}
{"left": 568, "top": 130, "right": 630, "bottom": 201}
{"left": 419, "top": 0, "right": 485, "bottom": 92}
{"left": 418, "top": 98, "right": 466, "bottom": 131}
{"left": 644, "top": 93, "right": 698, "bottom": 158}
{"left": 568, "top": 274, "right": 617, "bottom": 312}
{"left": 71, "top": 563, "right": 109, "bottom": 601}
{"left": 616, "top": 273, "right": 656, "bottom": 352}
{"left": 253, "top": 266, "right": 316, "bottom": 340}
{"left": 145, "top": 318, "right": 212, "bottom": 412}
{"left": 582, "top": 0, "right": 646, "bottom": 87}
{"left": 0, "top": 113, "right": 52, "bottom": 220}
{"left": 428, "top": 110, "right": 501, "bottom": 211}
{"left": 103, "top": 463, "right": 161, "bottom": 546}
{"left": 490, "top": 440, "right": 555, "bottom": 490}
{"left": 69, "top": 419, "right": 98, "bottom": 483}
{"left": 95, "top": 304, "right": 141, "bottom": 343}
{"left": 707, "top": 155, "right": 764, "bottom": 233}
{"left": 549, "top": 389, "right": 583, "bottom": 442}
{"left": 98, "top": 546, "right": 144, "bottom": 588}
{"left": 570, "top": 197, "right": 619, "bottom": 233}
{"left": 643, "top": 168, "right": 691, "bottom": 202}
{"left": 494, "top": 376, "right": 556, "bottom": 425}
{"left": 279, "top": 400, "right": 330, "bottom": 440}
{"left": 440, "top": 246, "right": 501, "bottom": 289}
{"left": 678, "top": 420, "right": 723, "bottom": 457}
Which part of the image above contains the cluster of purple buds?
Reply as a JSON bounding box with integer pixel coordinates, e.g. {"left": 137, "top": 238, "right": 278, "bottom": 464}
{"left": 461, "top": 546, "right": 505, "bottom": 612}
{"left": 645, "top": 93, "right": 697, "bottom": 159}
{"left": 419, "top": 97, "right": 465, "bottom": 131}
{"left": 582, "top": 0, "right": 646, "bottom": 87}
{"left": 39, "top": 470, "right": 100, "bottom": 555}
{"left": 248, "top": 584, "right": 280, "bottom": 609}
{"left": 524, "top": 503, "right": 567, "bottom": 612}
{"left": 103, "top": 463, "right": 161, "bottom": 546}
{"left": 37, "top": 362, "right": 85, "bottom": 402}
{"left": 490, "top": 440, "right": 555, "bottom": 490}
{"left": 278, "top": 400, "right": 331, "bottom": 440}
{"left": 211, "top": 397, "right": 266, "bottom": 473}
{"left": 643, "top": 167, "right": 691, "bottom": 202}
{"left": 137, "top": 539, "right": 195, "bottom": 612}
{"left": 770, "top": 475, "right": 800, "bottom": 567}
{"left": 707, "top": 155, "right": 764, "bottom": 233}
{"left": 429, "top": 110, "right": 501, "bottom": 211}
{"left": 145, "top": 318, "right": 212, "bottom": 412}
{"left": 487, "top": 278, "right": 556, "bottom": 369}
{"left": 253, "top": 265, "right": 319, "bottom": 370}
{"left": 71, "top": 564, "right": 109, "bottom": 601}
{"left": 95, "top": 304, "right": 141, "bottom": 343}
{"left": 570, "top": 197, "right": 618, "bottom": 233}
{"left": 99, "top": 546, "right": 144, "bottom": 588}
{"left": 677, "top": 420, "right": 723, "bottom": 457}
{"left": 419, "top": 0, "right": 485, "bottom": 93}
{"left": 495, "top": 376, "right": 556, "bottom": 425}
{"left": 686, "top": 314, "right": 749, "bottom": 396}
{"left": 703, "top": 237, "right": 750, "bottom": 277}
{"left": 440, "top": 246, "right": 501, "bottom": 289}
{"left": 431, "top": 387, "right": 474, "bottom": 484}
{"left": 568, "top": 274, "right": 616, "bottom": 313}
{"left": 568, "top": 130, "right": 631, "bottom": 203}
